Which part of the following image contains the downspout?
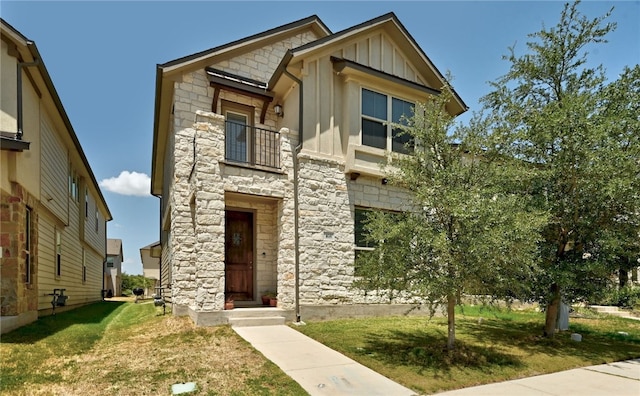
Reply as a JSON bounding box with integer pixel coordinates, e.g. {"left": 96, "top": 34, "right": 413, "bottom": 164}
{"left": 16, "top": 59, "right": 40, "bottom": 140}
{"left": 283, "top": 69, "right": 302, "bottom": 323}
{"left": 158, "top": 196, "right": 163, "bottom": 296}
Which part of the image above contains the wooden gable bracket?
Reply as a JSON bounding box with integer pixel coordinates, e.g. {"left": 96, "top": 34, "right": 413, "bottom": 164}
{"left": 206, "top": 68, "right": 274, "bottom": 124}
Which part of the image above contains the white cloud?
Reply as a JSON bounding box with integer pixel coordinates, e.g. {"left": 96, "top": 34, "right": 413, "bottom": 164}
{"left": 99, "top": 171, "right": 151, "bottom": 197}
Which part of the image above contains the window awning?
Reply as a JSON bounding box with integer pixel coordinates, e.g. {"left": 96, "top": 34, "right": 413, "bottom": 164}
{"left": 331, "top": 57, "right": 441, "bottom": 97}
{"left": 205, "top": 67, "right": 274, "bottom": 123}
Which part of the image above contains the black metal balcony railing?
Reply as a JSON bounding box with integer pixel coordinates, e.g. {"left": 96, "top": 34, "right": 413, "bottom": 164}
{"left": 225, "top": 121, "right": 280, "bottom": 169}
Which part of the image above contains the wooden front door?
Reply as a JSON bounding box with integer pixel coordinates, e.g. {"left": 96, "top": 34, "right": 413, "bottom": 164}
{"left": 225, "top": 210, "right": 254, "bottom": 301}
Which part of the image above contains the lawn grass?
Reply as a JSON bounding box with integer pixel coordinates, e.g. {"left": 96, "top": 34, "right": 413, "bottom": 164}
{"left": 1, "top": 300, "right": 306, "bottom": 395}
{"left": 294, "top": 305, "right": 640, "bottom": 395}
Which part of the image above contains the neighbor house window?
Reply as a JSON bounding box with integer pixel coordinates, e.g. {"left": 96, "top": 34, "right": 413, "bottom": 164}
{"left": 361, "top": 88, "right": 414, "bottom": 153}
{"left": 82, "top": 248, "right": 87, "bottom": 283}
{"left": 25, "top": 207, "right": 32, "bottom": 284}
{"left": 68, "top": 167, "right": 79, "bottom": 202}
{"left": 55, "top": 229, "right": 62, "bottom": 277}
{"left": 106, "top": 257, "right": 114, "bottom": 268}
{"left": 85, "top": 187, "right": 89, "bottom": 219}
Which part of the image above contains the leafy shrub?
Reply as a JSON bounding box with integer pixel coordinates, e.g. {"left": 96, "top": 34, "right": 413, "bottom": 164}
{"left": 598, "top": 286, "right": 640, "bottom": 309}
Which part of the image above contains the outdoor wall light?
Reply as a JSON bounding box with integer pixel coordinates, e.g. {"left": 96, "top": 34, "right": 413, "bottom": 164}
{"left": 274, "top": 104, "right": 284, "bottom": 117}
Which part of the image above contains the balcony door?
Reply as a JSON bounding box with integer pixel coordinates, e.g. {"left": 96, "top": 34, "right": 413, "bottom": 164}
{"left": 223, "top": 100, "right": 254, "bottom": 164}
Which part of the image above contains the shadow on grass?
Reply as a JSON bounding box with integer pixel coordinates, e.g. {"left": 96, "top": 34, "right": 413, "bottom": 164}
{"left": 458, "top": 317, "right": 640, "bottom": 362}
{"left": 359, "top": 326, "right": 524, "bottom": 377}
{"left": 357, "top": 315, "right": 640, "bottom": 377}
{"left": 1, "top": 300, "right": 126, "bottom": 344}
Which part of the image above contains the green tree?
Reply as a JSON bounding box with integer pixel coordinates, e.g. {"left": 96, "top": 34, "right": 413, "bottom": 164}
{"left": 121, "top": 273, "right": 153, "bottom": 294}
{"left": 355, "top": 87, "right": 547, "bottom": 350}
{"left": 481, "top": 1, "right": 639, "bottom": 337}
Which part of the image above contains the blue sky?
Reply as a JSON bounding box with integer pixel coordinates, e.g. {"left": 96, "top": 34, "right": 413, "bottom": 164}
{"left": 3, "top": 1, "right": 638, "bottom": 275}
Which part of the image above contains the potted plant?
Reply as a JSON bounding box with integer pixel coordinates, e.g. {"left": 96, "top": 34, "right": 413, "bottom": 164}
{"left": 224, "top": 296, "right": 234, "bottom": 310}
{"left": 261, "top": 291, "right": 275, "bottom": 306}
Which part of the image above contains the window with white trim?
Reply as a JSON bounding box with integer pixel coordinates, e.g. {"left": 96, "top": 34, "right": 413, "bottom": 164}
{"left": 361, "top": 88, "right": 414, "bottom": 154}
{"left": 55, "top": 228, "right": 62, "bottom": 277}
{"left": 68, "top": 167, "right": 79, "bottom": 202}
{"left": 82, "top": 248, "right": 87, "bottom": 283}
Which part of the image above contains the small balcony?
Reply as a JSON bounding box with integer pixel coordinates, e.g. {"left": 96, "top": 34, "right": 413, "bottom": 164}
{"left": 225, "top": 121, "right": 280, "bottom": 170}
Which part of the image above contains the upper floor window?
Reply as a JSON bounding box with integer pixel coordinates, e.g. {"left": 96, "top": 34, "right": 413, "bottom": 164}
{"left": 85, "top": 187, "right": 89, "bottom": 219}
{"left": 222, "top": 100, "right": 254, "bottom": 165}
{"left": 226, "top": 112, "right": 250, "bottom": 163}
{"left": 68, "top": 167, "right": 79, "bottom": 202}
{"left": 361, "top": 89, "right": 414, "bottom": 154}
{"left": 106, "top": 257, "right": 114, "bottom": 268}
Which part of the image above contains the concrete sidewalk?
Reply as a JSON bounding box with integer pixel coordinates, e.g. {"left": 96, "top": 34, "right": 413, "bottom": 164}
{"left": 234, "top": 324, "right": 640, "bottom": 396}
{"left": 233, "top": 324, "right": 416, "bottom": 395}
{"left": 435, "top": 359, "right": 640, "bottom": 395}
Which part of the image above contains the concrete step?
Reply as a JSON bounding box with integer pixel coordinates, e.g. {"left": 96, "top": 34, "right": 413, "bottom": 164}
{"left": 228, "top": 316, "right": 285, "bottom": 327}
{"left": 224, "top": 307, "right": 286, "bottom": 318}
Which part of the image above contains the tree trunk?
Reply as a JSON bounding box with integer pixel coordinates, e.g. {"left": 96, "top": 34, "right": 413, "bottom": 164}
{"left": 619, "top": 265, "right": 628, "bottom": 288}
{"left": 544, "top": 283, "right": 560, "bottom": 338}
{"left": 447, "top": 293, "right": 456, "bottom": 350}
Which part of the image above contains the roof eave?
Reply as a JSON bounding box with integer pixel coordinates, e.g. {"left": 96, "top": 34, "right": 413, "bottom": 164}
{"left": 1, "top": 19, "right": 112, "bottom": 220}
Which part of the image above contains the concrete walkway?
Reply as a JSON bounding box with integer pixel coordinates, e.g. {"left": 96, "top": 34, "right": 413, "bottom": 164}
{"left": 233, "top": 324, "right": 416, "bottom": 395}
{"left": 234, "top": 325, "right": 640, "bottom": 396}
{"left": 435, "top": 359, "right": 640, "bottom": 395}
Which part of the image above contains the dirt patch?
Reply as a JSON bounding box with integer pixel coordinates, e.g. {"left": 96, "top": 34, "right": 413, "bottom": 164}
{"left": 22, "top": 304, "right": 303, "bottom": 395}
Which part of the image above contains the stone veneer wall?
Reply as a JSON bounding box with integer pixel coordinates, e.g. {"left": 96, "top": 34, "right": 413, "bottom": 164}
{"left": 169, "top": 109, "right": 296, "bottom": 323}
{"left": 296, "top": 153, "right": 418, "bottom": 307}
{"left": 0, "top": 182, "right": 39, "bottom": 331}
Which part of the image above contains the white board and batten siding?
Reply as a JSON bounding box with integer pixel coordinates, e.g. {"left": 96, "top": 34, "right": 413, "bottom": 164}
{"left": 301, "top": 30, "right": 431, "bottom": 161}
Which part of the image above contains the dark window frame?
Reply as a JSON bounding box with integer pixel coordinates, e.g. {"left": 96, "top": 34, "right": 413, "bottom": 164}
{"left": 361, "top": 88, "right": 414, "bottom": 153}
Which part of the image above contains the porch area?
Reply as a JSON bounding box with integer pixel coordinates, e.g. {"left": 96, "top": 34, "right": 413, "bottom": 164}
{"left": 224, "top": 192, "right": 281, "bottom": 308}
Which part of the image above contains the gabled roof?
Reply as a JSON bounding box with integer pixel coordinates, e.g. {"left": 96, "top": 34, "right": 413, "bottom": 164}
{"left": 158, "top": 15, "right": 332, "bottom": 75}
{"left": 151, "top": 15, "right": 331, "bottom": 195}
{"left": 151, "top": 13, "right": 468, "bottom": 195}
{"left": 270, "top": 12, "right": 467, "bottom": 115}
{"left": 0, "top": 18, "right": 112, "bottom": 221}
{"left": 107, "top": 238, "right": 123, "bottom": 256}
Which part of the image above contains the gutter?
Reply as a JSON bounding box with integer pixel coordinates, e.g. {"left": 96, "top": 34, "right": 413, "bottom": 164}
{"left": 283, "top": 68, "right": 303, "bottom": 323}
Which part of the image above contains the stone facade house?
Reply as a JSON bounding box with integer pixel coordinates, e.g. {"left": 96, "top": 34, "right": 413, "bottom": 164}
{"left": 151, "top": 13, "right": 467, "bottom": 325}
{"left": 1, "top": 19, "right": 112, "bottom": 333}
